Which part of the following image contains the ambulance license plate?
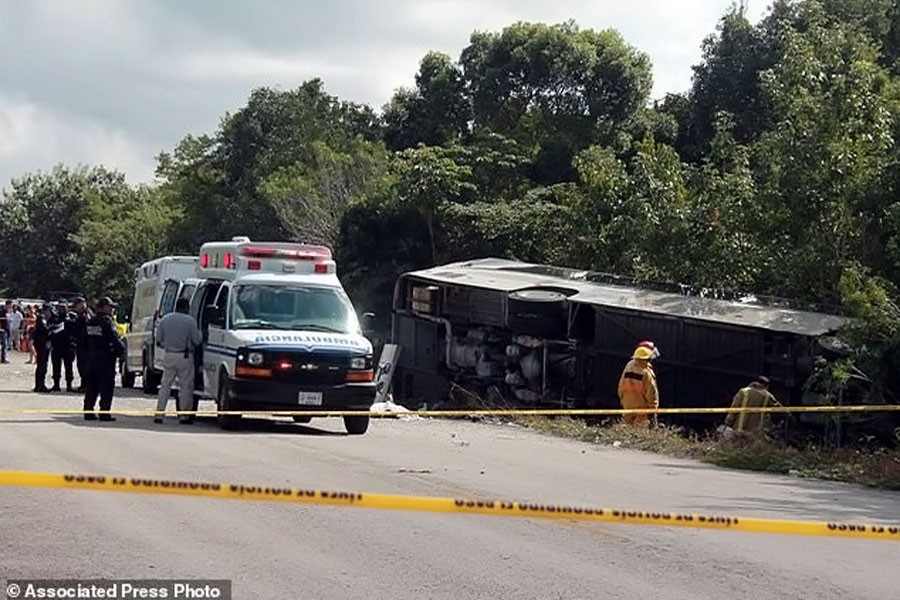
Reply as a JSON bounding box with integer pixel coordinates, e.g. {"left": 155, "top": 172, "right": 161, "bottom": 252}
{"left": 297, "top": 392, "right": 323, "bottom": 406}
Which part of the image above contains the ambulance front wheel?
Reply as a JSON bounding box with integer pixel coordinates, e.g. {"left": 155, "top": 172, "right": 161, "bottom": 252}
{"left": 217, "top": 374, "right": 241, "bottom": 431}
{"left": 142, "top": 358, "right": 160, "bottom": 395}
{"left": 343, "top": 415, "right": 369, "bottom": 435}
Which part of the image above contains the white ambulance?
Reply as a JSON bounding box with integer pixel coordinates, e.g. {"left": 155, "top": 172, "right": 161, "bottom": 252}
{"left": 123, "top": 255, "right": 199, "bottom": 391}
{"left": 188, "top": 237, "right": 376, "bottom": 434}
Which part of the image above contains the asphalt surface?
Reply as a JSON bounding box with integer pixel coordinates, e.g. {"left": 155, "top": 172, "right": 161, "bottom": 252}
{"left": 0, "top": 351, "right": 898, "bottom": 600}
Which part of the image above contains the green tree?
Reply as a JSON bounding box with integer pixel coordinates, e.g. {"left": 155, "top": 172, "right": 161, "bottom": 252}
{"left": 259, "top": 139, "right": 394, "bottom": 247}
{"left": 571, "top": 144, "right": 632, "bottom": 272}
{"left": 336, "top": 202, "right": 431, "bottom": 334}
{"left": 158, "top": 80, "right": 383, "bottom": 247}
{"left": 621, "top": 138, "right": 692, "bottom": 282}
{"left": 686, "top": 117, "right": 764, "bottom": 290}
{"left": 72, "top": 186, "right": 181, "bottom": 306}
{"left": 383, "top": 52, "right": 470, "bottom": 150}
{"left": 393, "top": 145, "right": 477, "bottom": 263}
{"left": 837, "top": 265, "right": 900, "bottom": 398}
{"left": 441, "top": 185, "right": 580, "bottom": 265}
{"left": 459, "top": 21, "right": 652, "bottom": 155}
{"left": 155, "top": 134, "right": 230, "bottom": 250}
{"left": 752, "top": 9, "right": 897, "bottom": 300}
{"left": 683, "top": 3, "right": 774, "bottom": 161}
{"left": 0, "top": 165, "right": 129, "bottom": 297}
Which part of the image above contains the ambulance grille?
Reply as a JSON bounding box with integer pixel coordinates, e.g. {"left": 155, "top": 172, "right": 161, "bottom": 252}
{"left": 266, "top": 352, "right": 348, "bottom": 385}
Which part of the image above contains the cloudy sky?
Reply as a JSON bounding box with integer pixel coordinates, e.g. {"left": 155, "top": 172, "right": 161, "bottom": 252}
{"left": 0, "top": 0, "right": 770, "bottom": 188}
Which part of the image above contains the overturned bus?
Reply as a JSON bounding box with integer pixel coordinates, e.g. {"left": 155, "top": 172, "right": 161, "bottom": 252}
{"left": 389, "top": 258, "right": 852, "bottom": 428}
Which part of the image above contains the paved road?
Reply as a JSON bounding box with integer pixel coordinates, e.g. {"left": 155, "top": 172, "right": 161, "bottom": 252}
{"left": 0, "top": 353, "right": 898, "bottom": 600}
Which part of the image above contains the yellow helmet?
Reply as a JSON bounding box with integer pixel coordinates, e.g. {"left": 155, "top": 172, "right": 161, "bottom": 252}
{"left": 632, "top": 346, "right": 654, "bottom": 360}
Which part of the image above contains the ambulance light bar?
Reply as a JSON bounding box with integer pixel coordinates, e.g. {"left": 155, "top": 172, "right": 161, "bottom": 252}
{"left": 240, "top": 245, "right": 332, "bottom": 260}
{"left": 198, "top": 241, "right": 336, "bottom": 276}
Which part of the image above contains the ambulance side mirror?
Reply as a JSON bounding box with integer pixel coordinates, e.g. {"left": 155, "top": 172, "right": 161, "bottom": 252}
{"left": 361, "top": 312, "right": 376, "bottom": 334}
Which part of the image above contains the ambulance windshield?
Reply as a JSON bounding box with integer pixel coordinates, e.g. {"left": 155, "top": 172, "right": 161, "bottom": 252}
{"left": 230, "top": 284, "right": 359, "bottom": 334}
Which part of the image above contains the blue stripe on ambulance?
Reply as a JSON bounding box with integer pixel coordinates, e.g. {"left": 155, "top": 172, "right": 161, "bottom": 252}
{"left": 205, "top": 344, "right": 238, "bottom": 357}
{"left": 244, "top": 345, "right": 366, "bottom": 356}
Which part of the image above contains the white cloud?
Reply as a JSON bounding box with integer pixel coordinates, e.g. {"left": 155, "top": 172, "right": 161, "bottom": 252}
{"left": 0, "top": 0, "right": 777, "bottom": 186}
{"left": 341, "top": 0, "right": 774, "bottom": 104}
{"left": 174, "top": 49, "right": 352, "bottom": 82}
{"left": 0, "top": 94, "right": 154, "bottom": 186}
{"left": 0, "top": 96, "right": 36, "bottom": 159}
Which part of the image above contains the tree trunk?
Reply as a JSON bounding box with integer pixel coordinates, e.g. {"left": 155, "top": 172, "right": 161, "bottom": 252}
{"left": 427, "top": 210, "right": 437, "bottom": 265}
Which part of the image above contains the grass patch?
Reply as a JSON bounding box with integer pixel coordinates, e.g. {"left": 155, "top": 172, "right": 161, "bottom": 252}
{"left": 514, "top": 416, "right": 900, "bottom": 490}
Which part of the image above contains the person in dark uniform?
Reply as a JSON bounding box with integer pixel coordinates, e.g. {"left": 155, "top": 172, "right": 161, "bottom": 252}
{"left": 83, "top": 297, "right": 125, "bottom": 422}
{"left": 71, "top": 297, "right": 92, "bottom": 393}
{"left": 49, "top": 302, "right": 76, "bottom": 392}
{"left": 32, "top": 305, "right": 53, "bottom": 392}
{"left": 0, "top": 303, "right": 9, "bottom": 364}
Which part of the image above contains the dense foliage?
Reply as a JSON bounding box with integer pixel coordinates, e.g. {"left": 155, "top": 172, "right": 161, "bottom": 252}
{"left": 3, "top": 0, "right": 900, "bottom": 398}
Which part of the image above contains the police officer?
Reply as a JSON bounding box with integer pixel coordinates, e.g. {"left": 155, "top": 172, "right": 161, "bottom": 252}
{"left": 71, "top": 297, "right": 92, "bottom": 393}
{"left": 83, "top": 297, "right": 125, "bottom": 422}
{"left": 32, "top": 305, "right": 53, "bottom": 392}
{"left": 49, "top": 302, "right": 76, "bottom": 392}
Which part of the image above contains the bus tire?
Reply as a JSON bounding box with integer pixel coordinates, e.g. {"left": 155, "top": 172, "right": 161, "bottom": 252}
{"left": 506, "top": 289, "right": 568, "bottom": 338}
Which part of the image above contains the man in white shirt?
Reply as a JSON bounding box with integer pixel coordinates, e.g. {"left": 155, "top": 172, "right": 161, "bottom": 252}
{"left": 153, "top": 298, "right": 203, "bottom": 424}
{"left": 7, "top": 304, "right": 23, "bottom": 351}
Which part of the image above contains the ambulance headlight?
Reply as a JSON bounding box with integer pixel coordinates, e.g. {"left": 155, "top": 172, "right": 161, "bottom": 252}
{"left": 349, "top": 357, "right": 367, "bottom": 370}
{"left": 248, "top": 352, "right": 264, "bottom": 366}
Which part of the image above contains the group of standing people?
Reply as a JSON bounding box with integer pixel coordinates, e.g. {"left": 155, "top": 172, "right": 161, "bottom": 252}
{"left": 0, "top": 301, "right": 26, "bottom": 362}
{"left": 617, "top": 340, "right": 781, "bottom": 438}
{"left": 30, "top": 299, "right": 90, "bottom": 393}
{"left": 27, "top": 294, "right": 201, "bottom": 424}
{"left": 29, "top": 296, "right": 126, "bottom": 421}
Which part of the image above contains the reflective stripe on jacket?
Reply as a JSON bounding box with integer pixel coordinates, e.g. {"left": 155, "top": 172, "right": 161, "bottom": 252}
{"left": 617, "top": 359, "right": 659, "bottom": 410}
{"left": 725, "top": 383, "right": 780, "bottom": 433}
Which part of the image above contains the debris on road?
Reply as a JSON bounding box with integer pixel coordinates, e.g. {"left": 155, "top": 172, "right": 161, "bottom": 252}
{"left": 372, "top": 396, "right": 424, "bottom": 420}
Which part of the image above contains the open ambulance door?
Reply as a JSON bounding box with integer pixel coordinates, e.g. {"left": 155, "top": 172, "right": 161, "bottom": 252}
{"left": 191, "top": 280, "right": 225, "bottom": 397}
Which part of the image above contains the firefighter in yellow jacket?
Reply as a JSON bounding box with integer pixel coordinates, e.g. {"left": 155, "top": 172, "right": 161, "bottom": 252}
{"left": 618, "top": 341, "right": 660, "bottom": 427}
{"left": 724, "top": 376, "right": 781, "bottom": 437}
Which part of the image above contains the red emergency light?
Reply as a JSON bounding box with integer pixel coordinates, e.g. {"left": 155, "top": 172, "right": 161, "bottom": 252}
{"left": 240, "top": 245, "right": 332, "bottom": 261}
{"left": 241, "top": 246, "right": 277, "bottom": 257}
{"left": 200, "top": 253, "right": 209, "bottom": 268}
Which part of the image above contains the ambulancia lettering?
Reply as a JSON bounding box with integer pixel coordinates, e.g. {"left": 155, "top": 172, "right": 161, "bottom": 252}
{"left": 252, "top": 334, "right": 362, "bottom": 347}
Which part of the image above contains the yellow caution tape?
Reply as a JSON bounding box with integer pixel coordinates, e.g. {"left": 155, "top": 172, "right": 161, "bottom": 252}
{"left": 0, "top": 405, "right": 898, "bottom": 417}
{"left": 0, "top": 470, "right": 896, "bottom": 541}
